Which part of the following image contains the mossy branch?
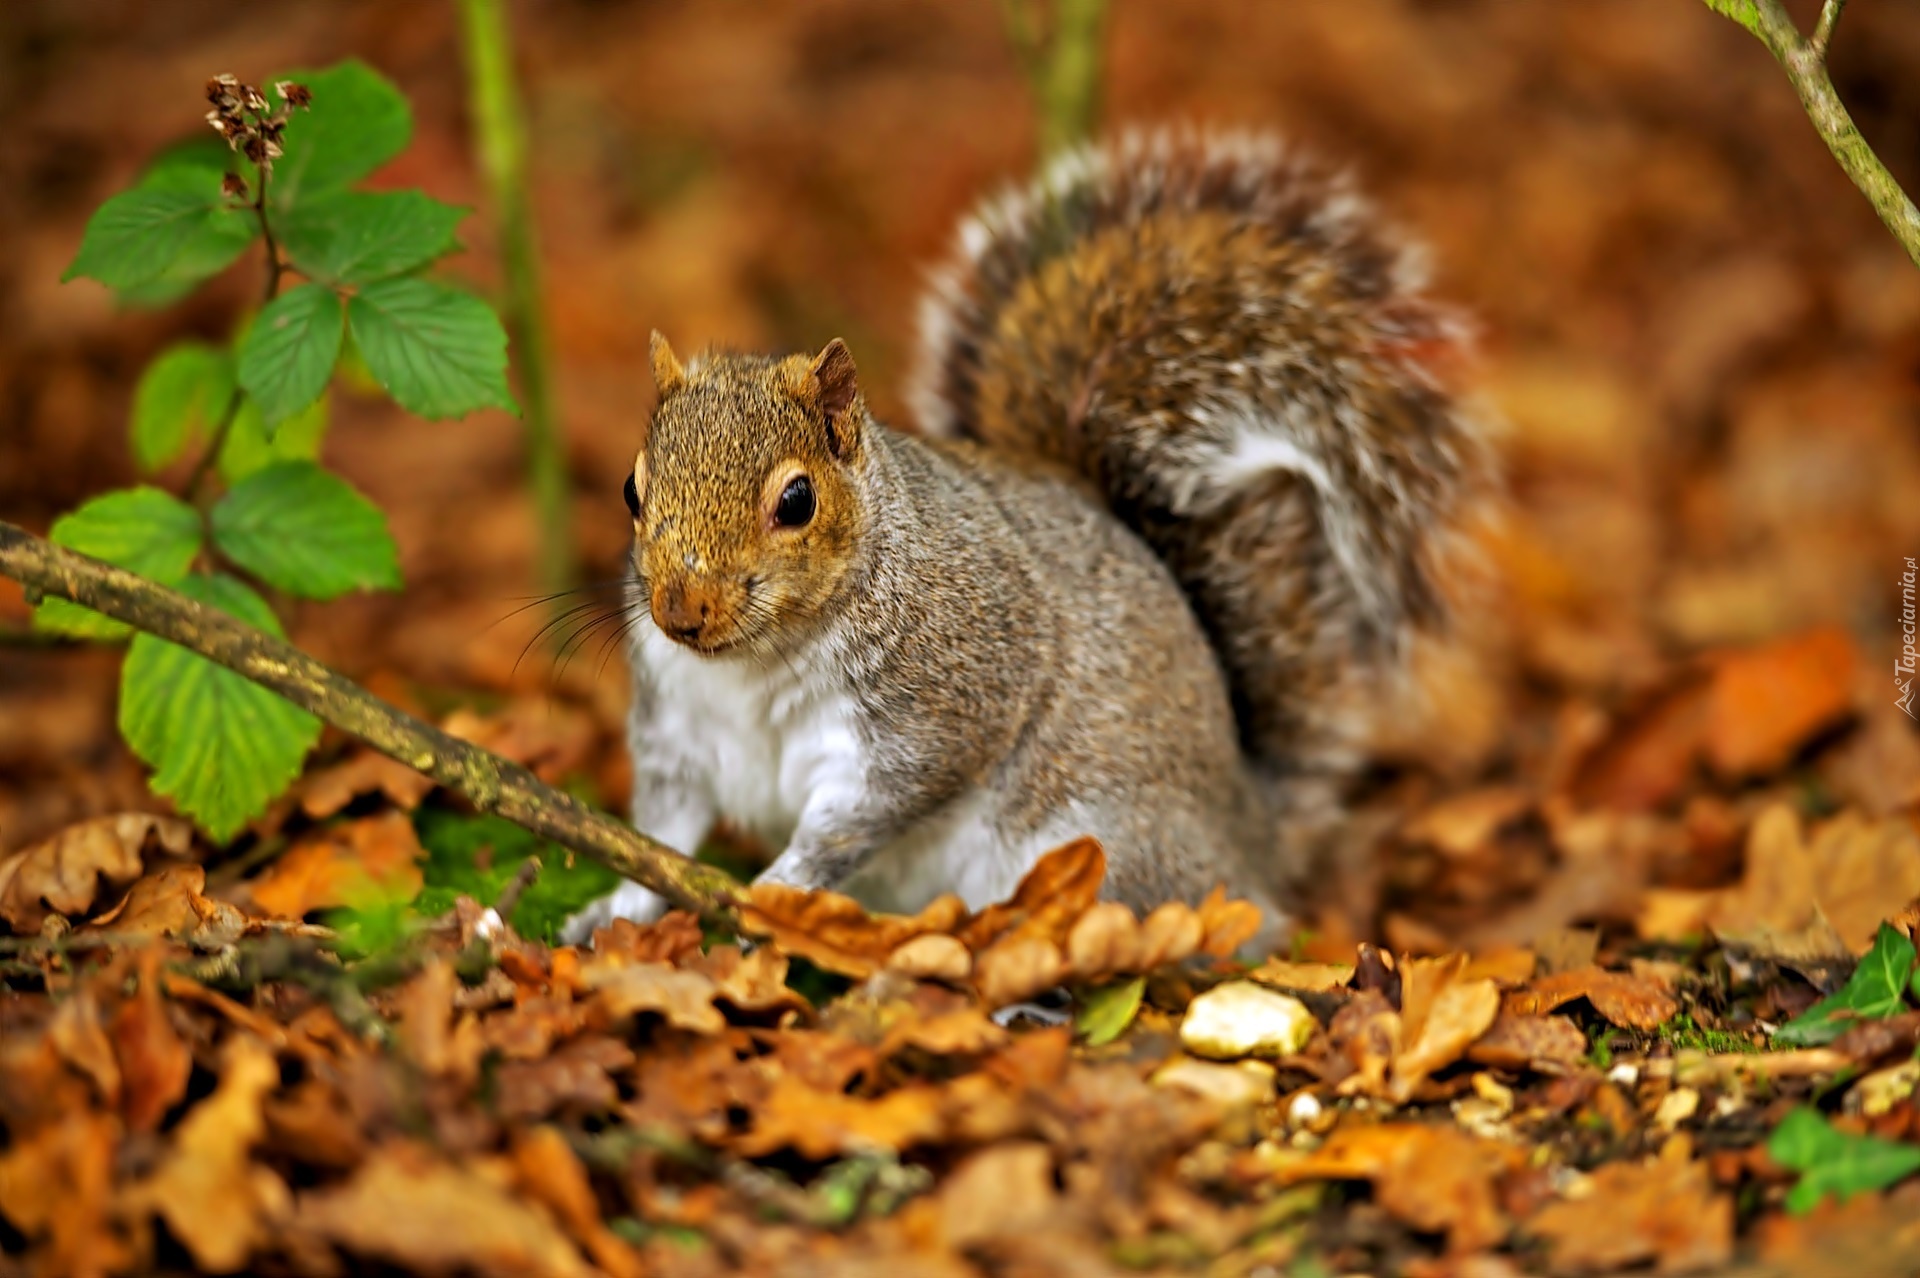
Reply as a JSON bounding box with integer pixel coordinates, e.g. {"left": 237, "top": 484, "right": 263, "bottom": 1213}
{"left": 0, "top": 520, "right": 740, "bottom": 923}
{"left": 1705, "top": 0, "right": 1920, "bottom": 268}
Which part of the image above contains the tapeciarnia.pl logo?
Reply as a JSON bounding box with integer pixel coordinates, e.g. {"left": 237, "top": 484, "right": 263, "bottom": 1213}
{"left": 1900, "top": 556, "right": 1917, "bottom": 719}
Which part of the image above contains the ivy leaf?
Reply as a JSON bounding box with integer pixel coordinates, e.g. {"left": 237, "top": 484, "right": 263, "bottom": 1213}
{"left": 278, "top": 190, "right": 466, "bottom": 285}
{"left": 217, "top": 393, "right": 330, "bottom": 484}
{"left": 411, "top": 808, "right": 619, "bottom": 944}
{"left": 1768, "top": 1107, "right": 1920, "bottom": 1214}
{"left": 269, "top": 60, "right": 412, "bottom": 207}
{"left": 348, "top": 278, "right": 518, "bottom": 419}
{"left": 130, "top": 343, "right": 235, "bottom": 472}
{"left": 34, "top": 488, "right": 204, "bottom": 640}
{"left": 119, "top": 573, "right": 321, "bottom": 843}
{"left": 64, "top": 188, "right": 250, "bottom": 292}
{"left": 1775, "top": 923, "right": 1916, "bottom": 1046}
{"left": 1075, "top": 975, "right": 1147, "bottom": 1047}
{"left": 237, "top": 284, "right": 344, "bottom": 427}
{"left": 211, "top": 461, "right": 401, "bottom": 600}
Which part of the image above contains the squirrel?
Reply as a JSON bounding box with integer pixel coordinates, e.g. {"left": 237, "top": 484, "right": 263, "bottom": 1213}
{"left": 564, "top": 130, "right": 1490, "bottom": 948}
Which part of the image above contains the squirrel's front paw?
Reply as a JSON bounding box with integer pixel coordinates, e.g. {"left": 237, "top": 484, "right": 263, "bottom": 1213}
{"left": 560, "top": 880, "right": 669, "bottom": 946}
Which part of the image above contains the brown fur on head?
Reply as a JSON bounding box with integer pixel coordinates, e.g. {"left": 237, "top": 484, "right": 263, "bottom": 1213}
{"left": 629, "top": 333, "right": 866, "bottom": 656}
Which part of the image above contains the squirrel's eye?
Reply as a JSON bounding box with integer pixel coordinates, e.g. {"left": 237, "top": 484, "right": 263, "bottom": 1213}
{"left": 622, "top": 471, "right": 641, "bottom": 518}
{"left": 773, "top": 475, "right": 815, "bottom": 528}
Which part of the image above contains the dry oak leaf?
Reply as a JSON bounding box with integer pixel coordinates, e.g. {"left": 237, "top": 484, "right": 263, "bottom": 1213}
{"left": 133, "top": 1033, "right": 287, "bottom": 1273}
{"left": 442, "top": 698, "right": 600, "bottom": 783}
{"left": 742, "top": 882, "right": 968, "bottom": 979}
{"left": 290, "top": 747, "right": 436, "bottom": 819}
{"left": 248, "top": 810, "right": 425, "bottom": 919}
{"left": 1507, "top": 965, "right": 1678, "bottom": 1030}
{"left": 956, "top": 836, "right": 1108, "bottom": 951}
{"left": 1466, "top": 1013, "right": 1589, "bottom": 1073}
{"left": 582, "top": 958, "right": 727, "bottom": 1033}
{"left": 1402, "top": 786, "right": 1534, "bottom": 857}
{"left": 493, "top": 1036, "right": 634, "bottom": 1122}
{"left": 974, "top": 933, "right": 1071, "bottom": 1009}
{"left": 0, "top": 812, "right": 193, "bottom": 932}
{"left": 1249, "top": 958, "right": 1356, "bottom": 992}
{"left": 1390, "top": 954, "right": 1502, "bottom": 1102}
{"left": 113, "top": 950, "right": 192, "bottom": 1133}
{"left": 887, "top": 932, "right": 973, "bottom": 982}
{"left": 1572, "top": 680, "right": 1711, "bottom": 812}
{"left": 510, "top": 1126, "right": 643, "bottom": 1278}
{"left": 1524, "top": 1135, "right": 1732, "bottom": 1275}
{"left": 878, "top": 1006, "right": 1012, "bottom": 1058}
{"left": 737, "top": 1073, "right": 946, "bottom": 1158}
{"left": 687, "top": 942, "right": 811, "bottom": 1018}
{"left": 0, "top": 1111, "right": 132, "bottom": 1278}
{"left": 297, "top": 1141, "right": 594, "bottom": 1278}
{"left": 1706, "top": 625, "right": 1858, "bottom": 779}
{"left": 88, "top": 862, "right": 248, "bottom": 947}
{"left": 1274, "top": 1122, "right": 1514, "bottom": 1254}
{"left": 939, "top": 1142, "right": 1058, "bottom": 1250}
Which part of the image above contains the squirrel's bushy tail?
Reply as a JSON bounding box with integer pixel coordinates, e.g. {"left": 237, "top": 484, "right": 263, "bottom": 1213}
{"left": 911, "top": 130, "right": 1490, "bottom": 821}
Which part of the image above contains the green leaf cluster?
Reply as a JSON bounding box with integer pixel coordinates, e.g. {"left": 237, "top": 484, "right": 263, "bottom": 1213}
{"left": 1774, "top": 924, "right": 1917, "bottom": 1047}
{"left": 409, "top": 808, "right": 621, "bottom": 944}
{"left": 47, "top": 59, "right": 523, "bottom": 843}
{"left": 1768, "top": 1107, "right": 1920, "bottom": 1214}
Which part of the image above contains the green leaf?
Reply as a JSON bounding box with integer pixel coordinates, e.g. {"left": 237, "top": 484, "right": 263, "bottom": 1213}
{"left": 237, "top": 284, "right": 344, "bottom": 427}
{"left": 269, "top": 60, "right": 412, "bottom": 207}
{"left": 1775, "top": 923, "right": 1917, "bottom": 1046}
{"left": 218, "top": 394, "right": 329, "bottom": 484}
{"left": 411, "top": 808, "right": 620, "bottom": 944}
{"left": 64, "top": 188, "right": 250, "bottom": 291}
{"left": 278, "top": 190, "right": 466, "bottom": 285}
{"left": 130, "top": 343, "right": 236, "bottom": 471}
{"left": 119, "top": 573, "right": 320, "bottom": 842}
{"left": 348, "top": 278, "right": 518, "bottom": 419}
{"left": 110, "top": 138, "right": 259, "bottom": 306}
{"left": 1768, "top": 1107, "right": 1920, "bottom": 1214}
{"left": 1076, "top": 975, "right": 1147, "bottom": 1047}
{"left": 211, "top": 461, "right": 400, "bottom": 600}
{"left": 35, "top": 488, "right": 204, "bottom": 639}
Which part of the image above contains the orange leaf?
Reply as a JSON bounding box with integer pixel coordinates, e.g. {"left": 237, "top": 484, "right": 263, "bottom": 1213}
{"left": 1276, "top": 1123, "right": 1513, "bottom": 1253}
{"left": 955, "top": 837, "right": 1107, "bottom": 951}
{"left": 0, "top": 813, "right": 193, "bottom": 932}
{"left": 1507, "top": 965, "right": 1678, "bottom": 1030}
{"left": 1707, "top": 626, "right": 1858, "bottom": 779}
{"left": 1525, "top": 1136, "right": 1732, "bottom": 1274}
{"left": 248, "top": 811, "right": 425, "bottom": 919}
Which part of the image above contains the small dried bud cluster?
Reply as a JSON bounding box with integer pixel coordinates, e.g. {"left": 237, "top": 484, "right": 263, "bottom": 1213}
{"left": 204, "top": 73, "right": 312, "bottom": 195}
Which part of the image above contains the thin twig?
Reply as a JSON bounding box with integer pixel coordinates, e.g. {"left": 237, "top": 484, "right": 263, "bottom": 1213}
{"left": 0, "top": 522, "right": 743, "bottom": 922}
{"left": 1704, "top": 0, "right": 1920, "bottom": 267}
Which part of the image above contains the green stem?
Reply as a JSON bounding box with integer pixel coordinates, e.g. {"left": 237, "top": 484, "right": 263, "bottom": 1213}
{"left": 455, "top": 0, "right": 575, "bottom": 595}
{"left": 1037, "top": 0, "right": 1108, "bottom": 158}
{"left": 1704, "top": 0, "right": 1920, "bottom": 268}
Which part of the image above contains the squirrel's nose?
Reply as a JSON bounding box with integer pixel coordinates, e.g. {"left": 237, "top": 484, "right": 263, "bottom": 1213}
{"left": 653, "top": 581, "right": 714, "bottom": 644}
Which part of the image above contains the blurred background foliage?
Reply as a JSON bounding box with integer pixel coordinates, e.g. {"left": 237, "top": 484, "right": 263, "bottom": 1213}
{"left": 2, "top": 0, "right": 1918, "bottom": 897}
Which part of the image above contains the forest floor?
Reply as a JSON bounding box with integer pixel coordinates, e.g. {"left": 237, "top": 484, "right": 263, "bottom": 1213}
{"left": 5, "top": 1, "right": 1920, "bottom": 1274}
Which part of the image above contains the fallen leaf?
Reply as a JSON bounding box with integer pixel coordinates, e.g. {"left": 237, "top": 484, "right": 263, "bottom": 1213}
{"left": 939, "top": 1142, "right": 1057, "bottom": 1249}
{"left": 442, "top": 698, "right": 600, "bottom": 784}
{"left": 1702, "top": 804, "right": 1916, "bottom": 957}
{"left": 880, "top": 1007, "right": 1011, "bottom": 1058}
{"left": 1392, "top": 955, "right": 1501, "bottom": 1101}
{"left": 297, "top": 1140, "right": 594, "bottom": 1277}
{"left": 0, "top": 1111, "right": 132, "bottom": 1278}
{"left": 742, "top": 883, "right": 967, "bottom": 978}
{"left": 134, "top": 1033, "right": 286, "bottom": 1272}
{"left": 1775, "top": 922, "right": 1914, "bottom": 1046}
{"left": 510, "top": 1126, "right": 643, "bottom": 1278}
{"left": 1075, "top": 975, "right": 1146, "bottom": 1047}
{"left": 1508, "top": 965, "right": 1678, "bottom": 1030}
{"left": 582, "top": 959, "right": 726, "bottom": 1033}
{"left": 1275, "top": 1122, "right": 1512, "bottom": 1253}
{"left": 1573, "top": 681, "right": 1711, "bottom": 811}
{"left": 493, "top": 1036, "right": 633, "bottom": 1121}
{"left": 973, "top": 934, "right": 1069, "bottom": 1008}
{"left": 291, "top": 748, "right": 436, "bottom": 819}
{"left": 1249, "top": 958, "right": 1356, "bottom": 992}
{"left": 1403, "top": 786, "right": 1534, "bottom": 856}
{"left": 1525, "top": 1136, "right": 1732, "bottom": 1274}
{"left": 112, "top": 950, "right": 191, "bottom": 1132}
{"left": 887, "top": 932, "right": 972, "bottom": 982}
{"left": 248, "top": 811, "right": 425, "bottom": 919}
{"left": 956, "top": 837, "right": 1107, "bottom": 951}
{"left": 88, "top": 863, "right": 248, "bottom": 947}
{"left": 0, "top": 813, "right": 193, "bottom": 931}
{"left": 738, "top": 1074, "right": 946, "bottom": 1158}
{"left": 1707, "top": 626, "right": 1858, "bottom": 778}
{"left": 1465, "top": 1013, "right": 1589, "bottom": 1072}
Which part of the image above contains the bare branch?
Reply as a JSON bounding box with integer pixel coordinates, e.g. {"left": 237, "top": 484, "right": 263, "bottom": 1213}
{"left": 0, "top": 520, "right": 742, "bottom": 923}
{"left": 1810, "top": 0, "right": 1847, "bottom": 62}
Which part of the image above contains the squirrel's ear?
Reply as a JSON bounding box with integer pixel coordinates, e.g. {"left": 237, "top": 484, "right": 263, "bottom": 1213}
{"left": 810, "top": 338, "right": 860, "bottom": 460}
{"left": 649, "top": 331, "right": 686, "bottom": 398}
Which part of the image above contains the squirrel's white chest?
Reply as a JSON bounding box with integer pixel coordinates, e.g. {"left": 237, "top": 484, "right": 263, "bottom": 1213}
{"left": 632, "top": 627, "right": 865, "bottom": 845}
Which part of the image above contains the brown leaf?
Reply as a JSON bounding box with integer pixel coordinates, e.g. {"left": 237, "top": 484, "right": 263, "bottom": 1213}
{"left": 1329, "top": 988, "right": 1402, "bottom": 1097}
{"left": 974, "top": 934, "right": 1069, "bottom": 1009}
{"left": 1196, "top": 884, "right": 1265, "bottom": 956}
{"left": 738, "top": 1074, "right": 946, "bottom": 1158}
{"left": 1466, "top": 1013, "right": 1589, "bottom": 1072}
{"left": 879, "top": 1007, "right": 1011, "bottom": 1058}
{"left": 939, "top": 1142, "right": 1058, "bottom": 1250}
{"left": 1403, "top": 786, "right": 1534, "bottom": 856}
{"left": 262, "top": 1080, "right": 366, "bottom": 1170}
{"left": 1525, "top": 1136, "right": 1732, "bottom": 1275}
{"left": 511, "top": 1126, "right": 644, "bottom": 1278}
{"left": 1276, "top": 1122, "right": 1512, "bottom": 1253}
{"left": 0, "top": 1111, "right": 133, "bottom": 1278}
{"left": 1706, "top": 626, "right": 1858, "bottom": 778}
{"left": 494, "top": 1037, "right": 633, "bottom": 1122}
{"left": 49, "top": 985, "right": 121, "bottom": 1105}
{"left": 297, "top": 1141, "right": 594, "bottom": 1277}
{"left": 89, "top": 863, "right": 248, "bottom": 947}
{"left": 1391, "top": 954, "right": 1502, "bottom": 1102}
{"left": 1572, "top": 682, "right": 1711, "bottom": 811}
{"left": 134, "top": 1033, "right": 286, "bottom": 1272}
{"left": 442, "top": 698, "right": 601, "bottom": 783}
{"left": 887, "top": 932, "right": 973, "bottom": 982}
{"left": 688, "top": 943, "right": 811, "bottom": 1017}
{"left": 113, "top": 950, "right": 190, "bottom": 1133}
{"left": 248, "top": 811, "right": 425, "bottom": 919}
{"left": 742, "top": 882, "right": 967, "bottom": 978}
{"left": 1803, "top": 810, "right": 1920, "bottom": 954}
{"left": 955, "top": 836, "right": 1107, "bottom": 951}
{"left": 582, "top": 959, "right": 726, "bottom": 1033}
{"left": 291, "top": 748, "right": 436, "bottom": 819}
{"left": 1507, "top": 965, "right": 1678, "bottom": 1030}
{"left": 0, "top": 813, "right": 193, "bottom": 932}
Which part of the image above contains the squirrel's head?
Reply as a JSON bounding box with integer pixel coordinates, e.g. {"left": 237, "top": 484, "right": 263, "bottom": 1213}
{"left": 627, "top": 332, "right": 867, "bottom": 656}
